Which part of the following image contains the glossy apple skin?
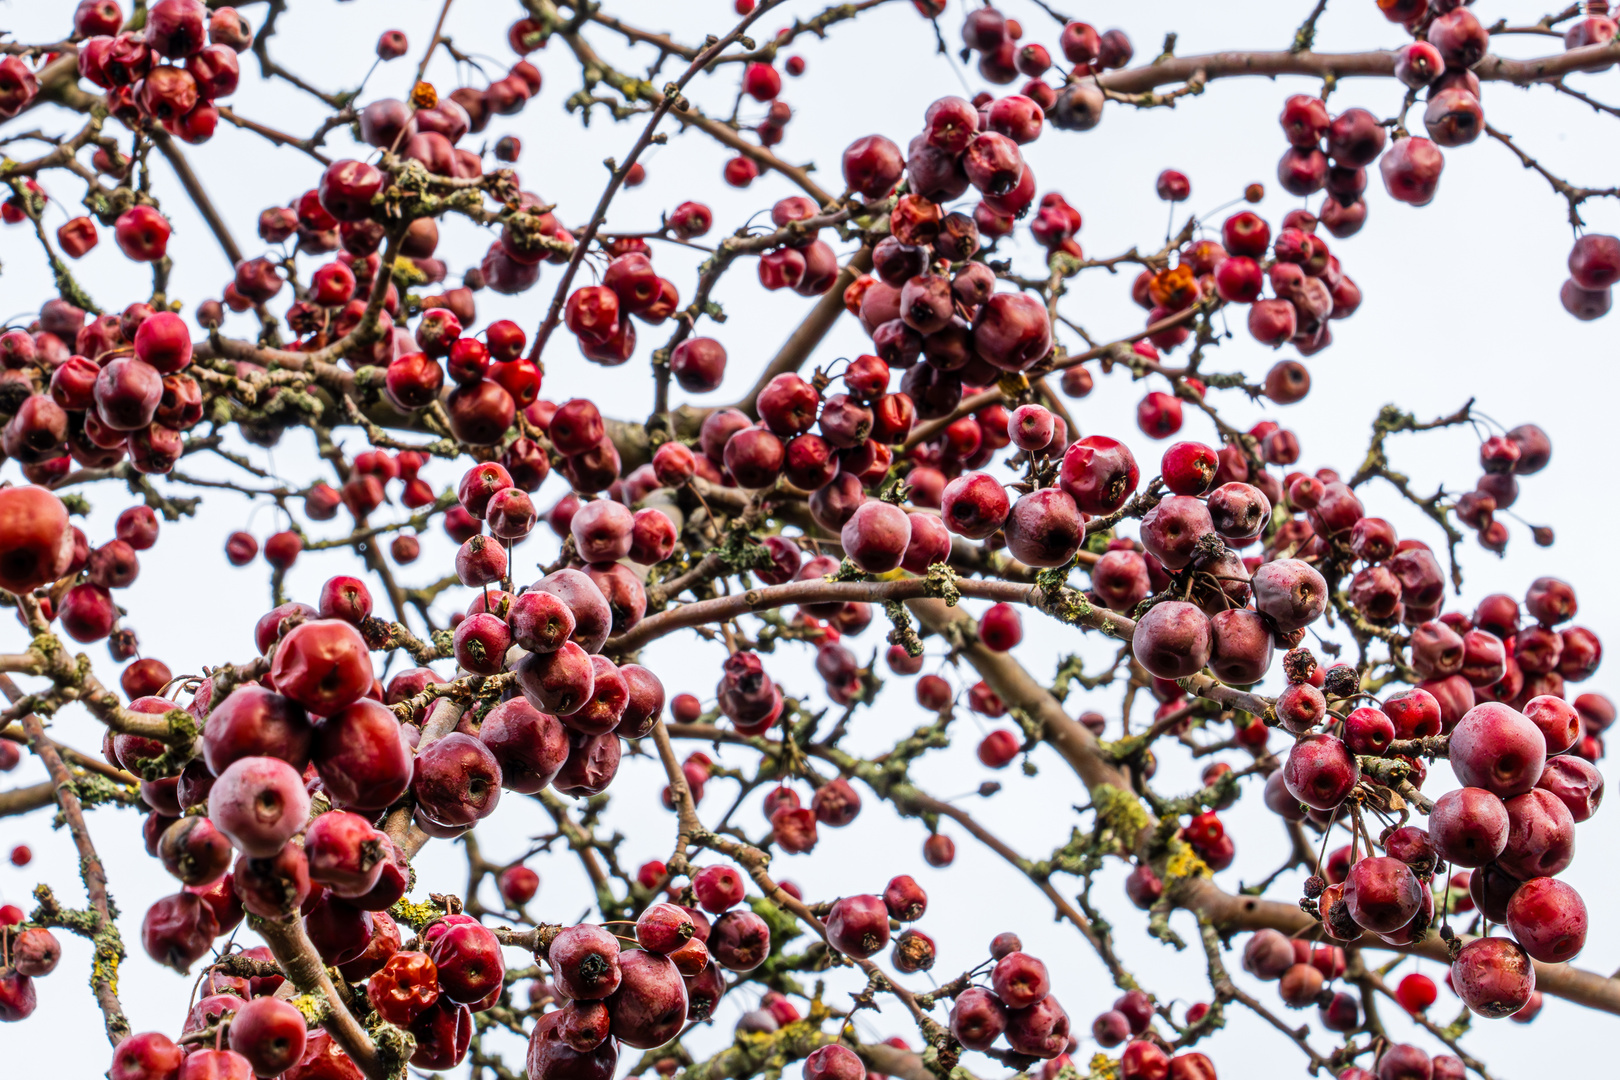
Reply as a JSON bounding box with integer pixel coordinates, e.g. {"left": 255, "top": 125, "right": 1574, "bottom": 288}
{"left": 527, "top": 1008, "right": 619, "bottom": 1080}
{"left": 312, "top": 698, "right": 412, "bottom": 811}
{"left": 0, "top": 485, "right": 75, "bottom": 594}
{"left": 605, "top": 949, "right": 688, "bottom": 1049}
{"left": 203, "top": 685, "right": 313, "bottom": 774}
{"left": 413, "top": 732, "right": 503, "bottom": 827}
{"left": 207, "top": 755, "right": 311, "bottom": 858}
{"left": 479, "top": 698, "right": 569, "bottom": 793}
{"left": 269, "top": 619, "right": 374, "bottom": 716}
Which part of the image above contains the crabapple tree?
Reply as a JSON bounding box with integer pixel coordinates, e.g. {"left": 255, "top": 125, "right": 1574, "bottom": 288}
{"left": 0, "top": 1, "right": 1618, "bottom": 1079}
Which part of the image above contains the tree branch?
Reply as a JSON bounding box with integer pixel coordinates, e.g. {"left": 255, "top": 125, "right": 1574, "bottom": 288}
{"left": 0, "top": 673, "right": 129, "bottom": 1045}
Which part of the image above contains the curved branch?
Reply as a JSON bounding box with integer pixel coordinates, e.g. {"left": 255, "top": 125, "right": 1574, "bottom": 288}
{"left": 253, "top": 916, "right": 391, "bottom": 1078}
{"left": 0, "top": 673, "right": 128, "bottom": 1045}
{"left": 734, "top": 246, "right": 873, "bottom": 416}
{"left": 1092, "top": 40, "right": 1620, "bottom": 96}
{"left": 907, "top": 596, "right": 1135, "bottom": 795}
{"left": 151, "top": 131, "right": 246, "bottom": 267}
{"left": 526, "top": 0, "right": 799, "bottom": 361}
{"left": 607, "top": 572, "right": 1128, "bottom": 655}
{"left": 1180, "top": 876, "right": 1620, "bottom": 1016}
{"left": 0, "top": 779, "right": 56, "bottom": 817}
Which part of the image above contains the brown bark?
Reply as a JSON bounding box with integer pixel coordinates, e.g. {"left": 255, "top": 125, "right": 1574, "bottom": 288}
{"left": 1092, "top": 41, "right": 1620, "bottom": 95}
{"left": 907, "top": 596, "right": 1134, "bottom": 794}
{"left": 1181, "top": 876, "right": 1620, "bottom": 1016}
{"left": 0, "top": 673, "right": 129, "bottom": 1044}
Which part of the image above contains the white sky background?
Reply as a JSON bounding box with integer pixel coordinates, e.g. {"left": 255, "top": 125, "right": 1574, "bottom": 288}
{"left": 1, "top": 0, "right": 1618, "bottom": 1075}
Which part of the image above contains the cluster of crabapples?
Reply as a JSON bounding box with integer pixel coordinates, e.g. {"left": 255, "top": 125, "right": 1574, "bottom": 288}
{"left": 104, "top": 903, "right": 510, "bottom": 1077}
{"left": 1242, "top": 930, "right": 1480, "bottom": 1080}
{"left": 0, "top": 463, "right": 698, "bottom": 1070}
{"left": 1451, "top": 422, "right": 1558, "bottom": 556}
{"left": 1013, "top": 408, "right": 1607, "bottom": 1030}
{"left": 529, "top": 868, "right": 943, "bottom": 1076}
{"left": 953, "top": 5, "right": 1132, "bottom": 96}
{"left": 4, "top": 0, "right": 1620, "bottom": 1075}
{"left": 0, "top": 296, "right": 205, "bottom": 483}
{"left": 0, "top": 266, "right": 535, "bottom": 509}
{"left": 806, "top": 90, "right": 1364, "bottom": 466}
{"left": 947, "top": 928, "right": 1226, "bottom": 1078}
{"left": 939, "top": 0, "right": 1620, "bottom": 326}
{"left": 1220, "top": 615, "right": 1605, "bottom": 1032}
{"left": 4, "top": 0, "right": 546, "bottom": 281}
{"left": 0, "top": 909, "right": 62, "bottom": 1025}
{"left": 69, "top": 0, "right": 243, "bottom": 148}
{"left": 1116, "top": 423, "right": 1582, "bottom": 707}
{"left": 1322, "top": 0, "right": 1620, "bottom": 325}
{"left": 947, "top": 932, "right": 1136, "bottom": 1070}
{"left": 544, "top": 18, "right": 1371, "bottom": 451}
{"left": 1, "top": 0, "right": 247, "bottom": 225}
{"left": 1081, "top": 983, "right": 1219, "bottom": 1080}
{"left": 1130, "top": 196, "right": 1361, "bottom": 360}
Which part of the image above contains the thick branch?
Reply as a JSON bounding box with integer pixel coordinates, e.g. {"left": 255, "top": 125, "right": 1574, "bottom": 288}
{"left": 734, "top": 246, "right": 873, "bottom": 416}
{"left": 253, "top": 916, "right": 390, "bottom": 1078}
{"left": 0, "top": 779, "right": 57, "bottom": 818}
{"left": 907, "top": 597, "right": 1134, "bottom": 795}
{"left": 151, "top": 131, "right": 246, "bottom": 266}
{"left": 1179, "top": 876, "right": 1620, "bottom": 1015}
{"left": 1092, "top": 40, "right": 1620, "bottom": 95}
{"left": 608, "top": 572, "right": 1127, "bottom": 655}
{"left": 1, "top": 673, "right": 128, "bottom": 1045}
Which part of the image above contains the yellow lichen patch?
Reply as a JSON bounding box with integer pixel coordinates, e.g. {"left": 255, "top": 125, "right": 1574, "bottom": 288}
{"left": 91, "top": 950, "right": 120, "bottom": 997}
{"left": 1087, "top": 1052, "right": 1121, "bottom": 1080}
{"left": 1091, "top": 783, "right": 1149, "bottom": 850}
{"left": 389, "top": 896, "right": 444, "bottom": 931}
{"left": 1164, "top": 840, "right": 1212, "bottom": 882}
{"left": 291, "top": 992, "right": 330, "bottom": 1027}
